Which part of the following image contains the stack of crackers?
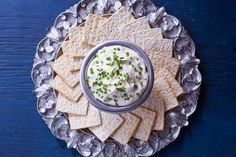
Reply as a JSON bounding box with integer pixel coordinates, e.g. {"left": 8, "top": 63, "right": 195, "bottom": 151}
{"left": 50, "top": 7, "right": 184, "bottom": 145}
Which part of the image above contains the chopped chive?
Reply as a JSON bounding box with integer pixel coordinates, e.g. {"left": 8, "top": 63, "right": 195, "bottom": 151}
{"left": 90, "top": 68, "right": 94, "bottom": 74}
{"left": 111, "top": 61, "right": 115, "bottom": 66}
{"left": 141, "top": 82, "right": 143, "bottom": 87}
{"left": 110, "top": 72, "right": 114, "bottom": 77}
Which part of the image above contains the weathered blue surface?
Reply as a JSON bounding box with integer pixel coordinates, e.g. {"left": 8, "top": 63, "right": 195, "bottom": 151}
{"left": 0, "top": 0, "right": 236, "bottom": 157}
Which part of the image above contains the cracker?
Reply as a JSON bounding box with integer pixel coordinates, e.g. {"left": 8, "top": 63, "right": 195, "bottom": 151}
{"left": 131, "top": 107, "right": 156, "bottom": 141}
{"left": 89, "top": 111, "right": 123, "bottom": 142}
{"left": 68, "top": 26, "right": 78, "bottom": 41}
{"left": 56, "top": 93, "right": 88, "bottom": 115}
{"left": 73, "top": 42, "right": 92, "bottom": 57}
{"left": 151, "top": 54, "right": 180, "bottom": 76}
{"left": 155, "top": 67, "right": 184, "bottom": 96}
{"left": 119, "top": 16, "right": 151, "bottom": 40}
{"left": 61, "top": 41, "right": 71, "bottom": 56}
{"left": 69, "top": 56, "right": 84, "bottom": 72}
{"left": 131, "top": 28, "right": 163, "bottom": 46}
{"left": 142, "top": 39, "right": 173, "bottom": 57}
{"left": 142, "top": 99, "right": 165, "bottom": 130}
{"left": 98, "top": 7, "right": 135, "bottom": 43}
{"left": 60, "top": 41, "right": 82, "bottom": 71}
{"left": 51, "top": 55, "right": 80, "bottom": 87}
{"left": 110, "top": 113, "right": 140, "bottom": 145}
{"left": 69, "top": 104, "right": 101, "bottom": 129}
{"left": 154, "top": 78, "right": 179, "bottom": 111}
{"left": 69, "top": 26, "right": 93, "bottom": 57}
{"left": 67, "top": 56, "right": 84, "bottom": 72}
{"left": 51, "top": 76, "right": 82, "bottom": 102}
{"left": 82, "top": 14, "right": 108, "bottom": 45}
{"left": 69, "top": 26, "right": 81, "bottom": 55}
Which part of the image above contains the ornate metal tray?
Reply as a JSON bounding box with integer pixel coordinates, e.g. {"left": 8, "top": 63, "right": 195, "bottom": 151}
{"left": 31, "top": 0, "right": 202, "bottom": 156}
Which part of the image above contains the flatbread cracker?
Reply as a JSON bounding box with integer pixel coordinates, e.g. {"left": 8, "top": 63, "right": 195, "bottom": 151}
{"left": 151, "top": 54, "right": 180, "bottom": 76}
{"left": 68, "top": 56, "right": 84, "bottom": 72}
{"left": 51, "top": 55, "right": 80, "bottom": 87}
{"left": 69, "top": 26, "right": 93, "bottom": 57}
{"left": 69, "top": 26, "right": 82, "bottom": 55}
{"left": 60, "top": 41, "right": 82, "bottom": 71}
{"left": 119, "top": 16, "right": 151, "bottom": 40}
{"left": 61, "top": 41, "right": 71, "bottom": 56}
{"left": 51, "top": 76, "right": 82, "bottom": 102}
{"left": 110, "top": 113, "right": 140, "bottom": 145}
{"left": 82, "top": 14, "right": 108, "bottom": 45}
{"left": 69, "top": 104, "right": 101, "bottom": 129}
{"left": 131, "top": 107, "right": 156, "bottom": 141}
{"left": 89, "top": 111, "right": 123, "bottom": 142}
{"left": 154, "top": 78, "right": 179, "bottom": 111}
{"left": 142, "top": 99, "right": 165, "bottom": 130}
{"left": 68, "top": 26, "right": 77, "bottom": 40}
{"left": 155, "top": 67, "right": 184, "bottom": 96}
{"left": 142, "top": 39, "right": 173, "bottom": 57}
{"left": 56, "top": 93, "right": 88, "bottom": 115}
{"left": 98, "top": 7, "right": 135, "bottom": 43}
{"left": 131, "top": 28, "right": 163, "bottom": 46}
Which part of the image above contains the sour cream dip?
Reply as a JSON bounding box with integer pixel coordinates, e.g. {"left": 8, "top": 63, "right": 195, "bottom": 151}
{"left": 87, "top": 45, "right": 148, "bottom": 106}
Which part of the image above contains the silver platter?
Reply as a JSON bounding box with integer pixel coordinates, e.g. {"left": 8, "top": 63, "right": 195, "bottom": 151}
{"left": 31, "top": 0, "right": 202, "bottom": 156}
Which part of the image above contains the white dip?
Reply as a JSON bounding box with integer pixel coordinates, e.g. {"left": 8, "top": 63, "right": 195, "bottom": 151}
{"left": 87, "top": 45, "right": 148, "bottom": 106}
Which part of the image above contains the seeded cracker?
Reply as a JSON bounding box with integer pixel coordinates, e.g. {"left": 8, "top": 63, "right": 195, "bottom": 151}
{"left": 111, "top": 113, "right": 140, "bottom": 145}
{"left": 118, "top": 16, "right": 151, "bottom": 40}
{"left": 81, "top": 14, "right": 108, "bottom": 45}
{"left": 89, "top": 111, "right": 123, "bottom": 142}
{"left": 142, "top": 99, "right": 165, "bottom": 130}
{"left": 51, "top": 76, "right": 82, "bottom": 102}
{"left": 61, "top": 41, "right": 82, "bottom": 72}
{"left": 142, "top": 39, "right": 173, "bottom": 57}
{"left": 131, "top": 107, "right": 156, "bottom": 141}
{"left": 155, "top": 67, "right": 184, "bottom": 96}
{"left": 69, "top": 26, "right": 94, "bottom": 57}
{"left": 51, "top": 55, "right": 80, "bottom": 87}
{"left": 97, "top": 7, "right": 135, "bottom": 43}
{"left": 61, "top": 41, "right": 71, "bottom": 56}
{"left": 154, "top": 78, "right": 179, "bottom": 111}
{"left": 69, "top": 57, "right": 84, "bottom": 72}
{"left": 130, "top": 28, "right": 163, "bottom": 46}
{"left": 56, "top": 93, "right": 88, "bottom": 115}
{"left": 151, "top": 54, "right": 180, "bottom": 76}
{"left": 69, "top": 104, "right": 101, "bottom": 129}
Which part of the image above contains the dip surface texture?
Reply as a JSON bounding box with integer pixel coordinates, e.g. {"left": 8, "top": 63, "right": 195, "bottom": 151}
{"left": 87, "top": 45, "right": 148, "bottom": 106}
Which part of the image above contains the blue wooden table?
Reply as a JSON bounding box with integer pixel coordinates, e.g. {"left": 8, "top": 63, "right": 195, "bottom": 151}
{"left": 0, "top": 0, "right": 236, "bottom": 157}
